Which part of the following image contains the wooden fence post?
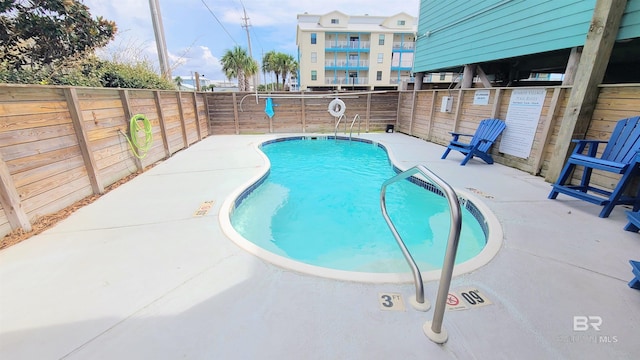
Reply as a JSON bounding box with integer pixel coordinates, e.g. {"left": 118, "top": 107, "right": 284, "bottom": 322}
{"left": 531, "top": 87, "right": 565, "bottom": 175}
{"left": 491, "top": 88, "right": 503, "bottom": 119}
{"left": 366, "top": 93, "right": 371, "bottom": 132}
{"left": 192, "top": 92, "right": 203, "bottom": 141}
{"left": 65, "top": 88, "right": 104, "bottom": 194}
{"left": 119, "top": 89, "right": 144, "bottom": 172}
{"left": 426, "top": 91, "right": 437, "bottom": 141}
{"left": 395, "top": 92, "right": 402, "bottom": 130}
{"left": 232, "top": 92, "right": 239, "bottom": 134}
{"left": 409, "top": 91, "right": 417, "bottom": 136}
{"left": 175, "top": 92, "right": 189, "bottom": 148}
{"left": 203, "top": 93, "right": 212, "bottom": 136}
{"left": 451, "top": 89, "right": 464, "bottom": 133}
{"left": 301, "top": 92, "right": 306, "bottom": 133}
{"left": 0, "top": 155, "right": 32, "bottom": 232}
{"left": 154, "top": 91, "right": 171, "bottom": 157}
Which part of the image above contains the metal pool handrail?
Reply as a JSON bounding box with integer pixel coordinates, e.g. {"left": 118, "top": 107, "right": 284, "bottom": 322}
{"left": 349, "top": 114, "right": 361, "bottom": 141}
{"left": 334, "top": 113, "right": 346, "bottom": 138}
{"left": 379, "top": 164, "right": 462, "bottom": 344}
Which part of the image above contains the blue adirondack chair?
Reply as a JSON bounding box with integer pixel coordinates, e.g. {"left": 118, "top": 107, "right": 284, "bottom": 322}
{"left": 548, "top": 116, "right": 640, "bottom": 218}
{"left": 441, "top": 118, "right": 506, "bottom": 166}
{"left": 624, "top": 210, "right": 640, "bottom": 232}
{"left": 629, "top": 260, "right": 640, "bottom": 290}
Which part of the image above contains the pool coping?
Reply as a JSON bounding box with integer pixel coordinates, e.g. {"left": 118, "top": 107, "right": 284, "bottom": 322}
{"left": 218, "top": 135, "right": 503, "bottom": 283}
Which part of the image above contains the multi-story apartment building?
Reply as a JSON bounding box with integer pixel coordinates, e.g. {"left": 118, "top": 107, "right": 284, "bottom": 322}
{"left": 296, "top": 11, "right": 417, "bottom": 91}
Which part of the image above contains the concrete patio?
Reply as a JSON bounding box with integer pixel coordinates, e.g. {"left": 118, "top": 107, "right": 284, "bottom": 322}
{"left": 1, "top": 133, "right": 638, "bottom": 359}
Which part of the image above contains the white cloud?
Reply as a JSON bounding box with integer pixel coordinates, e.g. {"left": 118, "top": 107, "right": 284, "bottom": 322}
{"left": 172, "top": 46, "right": 224, "bottom": 81}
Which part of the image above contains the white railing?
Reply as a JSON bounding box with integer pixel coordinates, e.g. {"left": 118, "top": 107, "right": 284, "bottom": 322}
{"left": 325, "top": 40, "right": 371, "bottom": 49}
{"left": 325, "top": 60, "right": 370, "bottom": 67}
{"left": 324, "top": 77, "right": 369, "bottom": 85}
{"left": 392, "top": 42, "right": 415, "bottom": 50}
{"left": 389, "top": 76, "right": 414, "bottom": 84}
{"left": 391, "top": 61, "right": 414, "bottom": 68}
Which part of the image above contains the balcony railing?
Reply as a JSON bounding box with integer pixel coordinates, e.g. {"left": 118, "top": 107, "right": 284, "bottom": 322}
{"left": 325, "top": 77, "right": 369, "bottom": 85}
{"left": 391, "top": 61, "right": 414, "bottom": 69}
{"left": 325, "top": 60, "right": 370, "bottom": 68}
{"left": 325, "top": 41, "right": 371, "bottom": 49}
{"left": 389, "top": 76, "right": 414, "bottom": 84}
{"left": 392, "top": 42, "right": 415, "bottom": 50}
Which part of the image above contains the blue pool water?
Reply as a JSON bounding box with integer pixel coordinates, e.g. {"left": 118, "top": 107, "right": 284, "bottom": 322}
{"left": 231, "top": 138, "right": 486, "bottom": 273}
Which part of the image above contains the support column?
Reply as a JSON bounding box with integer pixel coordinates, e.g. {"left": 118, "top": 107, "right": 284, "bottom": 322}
{"left": 462, "top": 64, "right": 477, "bottom": 88}
{"left": 546, "top": 0, "right": 627, "bottom": 182}
{"left": 562, "top": 47, "right": 583, "bottom": 85}
{"left": 476, "top": 66, "right": 493, "bottom": 88}
{"left": 414, "top": 72, "right": 425, "bottom": 90}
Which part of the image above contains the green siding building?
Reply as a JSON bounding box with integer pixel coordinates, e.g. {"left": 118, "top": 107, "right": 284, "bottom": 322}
{"left": 413, "top": 0, "right": 640, "bottom": 84}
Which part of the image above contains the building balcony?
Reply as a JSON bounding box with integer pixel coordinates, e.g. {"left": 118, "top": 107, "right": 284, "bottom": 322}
{"left": 391, "top": 61, "right": 414, "bottom": 70}
{"left": 325, "top": 60, "right": 370, "bottom": 69}
{"left": 392, "top": 42, "right": 415, "bottom": 50}
{"left": 324, "top": 77, "right": 369, "bottom": 85}
{"left": 325, "top": 41, "right": 371, "bottom": 50}
{"left": 389, "top": 76, "right": 414, "bottom": 84}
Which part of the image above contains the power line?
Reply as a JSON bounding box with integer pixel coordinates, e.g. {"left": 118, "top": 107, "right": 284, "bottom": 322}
{"left": 199, "top": 0, "right": 238, "bottom": 46}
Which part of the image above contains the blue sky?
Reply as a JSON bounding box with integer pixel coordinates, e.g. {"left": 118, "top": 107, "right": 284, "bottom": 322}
{"left": 83, "top": 0, "right": 420, "bottom": 82}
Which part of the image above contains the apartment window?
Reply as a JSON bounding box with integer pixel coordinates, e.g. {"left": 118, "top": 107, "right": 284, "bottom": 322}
{"left": 311, "top": 70, "right": 317, "bottom": 81}
{"left": 376, "top": 71, "right": 382, "bottom": 81}
{"left": 331, "top": 18, "right": 339, "bottom": 24}
{"left": 397, "top": 20, "right": 406, "bottom": 26}
{"left": 377, "top": 53, "right": 383, "bottom": 63}
{"left": 311, "top": 33, "right": 316, "bottom": 44}
{"left": 439, "top": 73, "right": 446, "bottom": 81}
{"left": 378, "top": 34, "right": 385, "bottom": 45}
{"left": 311, "top": 52, "right": 317, "bottom": 63}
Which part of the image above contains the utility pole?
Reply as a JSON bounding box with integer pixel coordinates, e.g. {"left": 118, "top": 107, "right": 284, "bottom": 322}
{"left": 241, "top": 1, "right": 258, "bottom": 91}
{"left": 195, "top": 72, "right": 201, "bottom": 91}
{"left": 148, "top": 0, "right": 171, "bottom": 81}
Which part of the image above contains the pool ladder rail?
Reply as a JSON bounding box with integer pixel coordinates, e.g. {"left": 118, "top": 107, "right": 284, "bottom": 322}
{"left": 349, "top": 114, "right": 361, "bottom": 140}
{"left": 334, "top": 114, "right": 361, "bottom": 140}
{"left": 380, "top": 165, "right": 462, "bottom": 344}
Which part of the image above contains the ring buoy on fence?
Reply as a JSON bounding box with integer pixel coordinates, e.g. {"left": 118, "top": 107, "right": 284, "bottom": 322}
{"left": 328, "top": 98, "right": 346, "bottom": 117}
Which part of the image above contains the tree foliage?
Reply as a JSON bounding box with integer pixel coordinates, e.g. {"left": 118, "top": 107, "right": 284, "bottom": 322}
{"left": 0, "top": 1, "right": 173, "bottom": 90}
{"left": 0, "top": 0, "right": 117, "bottom": 70}
{"left": 261, "top": 51, "right": 298, "bottom": 90}
{"left": 220, "top": 46, "right": 258, "bottom": 91}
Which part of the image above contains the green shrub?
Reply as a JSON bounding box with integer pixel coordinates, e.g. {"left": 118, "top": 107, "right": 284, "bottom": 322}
{"left": 0, "top": 57, "right": 176, "bottom": 90}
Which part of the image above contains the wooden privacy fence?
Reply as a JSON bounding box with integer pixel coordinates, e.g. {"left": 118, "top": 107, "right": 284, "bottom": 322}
{"left": 2, "top": 84, "right": 639, "bottom": 238}
{"left": 0, "top": 85, "right": 208, "bottom": 237}
{"left": 205, "top": 91, "right": 399, "bottom": 134}
{"left": 395, "top": 84, "right": 640, "bottom": 191}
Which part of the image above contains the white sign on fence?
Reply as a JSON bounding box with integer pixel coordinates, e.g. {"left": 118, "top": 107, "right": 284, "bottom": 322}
{"left": 499, "top": 89, "right": 547, "bottom": 158}
{"left": 473, "top": 89, "right": 490, "bottom": 105}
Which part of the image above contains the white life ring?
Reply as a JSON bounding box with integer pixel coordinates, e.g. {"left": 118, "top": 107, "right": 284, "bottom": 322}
{"left": 328, "top": 98, "right": 346, "bottom": 117}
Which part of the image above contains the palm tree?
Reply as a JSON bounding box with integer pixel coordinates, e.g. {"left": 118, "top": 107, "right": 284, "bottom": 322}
{"left": 174, "top": 76, "right": 183, "bottom": 88}
{"left": 260, "top": 51, "right": 298, "bottom": 90}
{"left": 220, "top": 46, "right": 254, "bottom": 91}
{"left": 279, "top": 54, "right": 298, "bottom": 91}
{"left": 244, "top": 59, "right": 259, "bottom": 92}
{"left": 261, "top": 50, "right": 277, "bottom": 91}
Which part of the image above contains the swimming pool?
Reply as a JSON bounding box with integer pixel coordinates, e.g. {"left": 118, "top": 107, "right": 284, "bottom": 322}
{"left": 221, "top": 136, "right": 502, "bottom": 282}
